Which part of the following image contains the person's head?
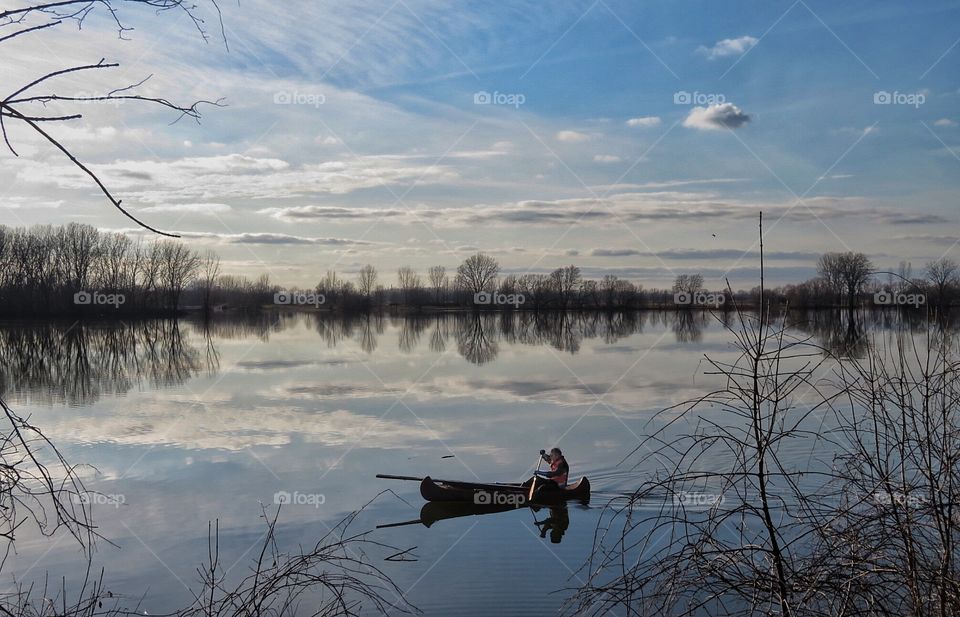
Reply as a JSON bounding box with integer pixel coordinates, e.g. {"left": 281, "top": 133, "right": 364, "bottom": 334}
{"left": 549, "top": 447, "right": 562, "bottom": 462}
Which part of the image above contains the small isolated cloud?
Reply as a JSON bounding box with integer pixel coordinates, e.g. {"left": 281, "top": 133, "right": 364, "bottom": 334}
{"left": 315, "top": 134, "right": 343, "bottom": 145}
{"left": 697, "top": 36, "right": 758, "bottom": 59}
{"left": 556, "top": 130, "right": 589, "bottom": 142}
{"left": 593, "top": 154, "right": 621, "bottom": 163}
{"left": 683, "top": 103, "right": 751, "bottom": 131}
{"left": 935, "top": 118, "right": 958, "bottom": 127}
{"left": 626, "top": 116, "right": 661, "bottom": 128}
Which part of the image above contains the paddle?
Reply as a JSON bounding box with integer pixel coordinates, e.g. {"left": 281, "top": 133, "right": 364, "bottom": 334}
{"left": 375, "top": 474, "right": 522, "bottom": 487}
{"left": 376, "top": 474, "right": 427, "bottom": 482}
{"left": 376, "top": 518, "right": 423, "bottom": 529}
{"left": 529, "top": 453, "right": 544, "bottom": 501}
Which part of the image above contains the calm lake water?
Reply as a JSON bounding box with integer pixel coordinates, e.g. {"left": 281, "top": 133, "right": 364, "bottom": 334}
{"left": 0, "top": 310, "right": 938, "bottom": 615}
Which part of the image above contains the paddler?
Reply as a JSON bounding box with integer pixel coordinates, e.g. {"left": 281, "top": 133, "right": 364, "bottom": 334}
{"left": 534, "top": 447, "right": 569, "bottom": 489}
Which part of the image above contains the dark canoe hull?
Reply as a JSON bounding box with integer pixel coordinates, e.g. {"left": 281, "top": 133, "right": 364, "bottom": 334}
{"left": 419, "top": 476, "right": 590, "bottom": 505}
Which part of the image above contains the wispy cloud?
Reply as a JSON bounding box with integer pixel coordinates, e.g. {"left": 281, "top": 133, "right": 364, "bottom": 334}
{"left": 626, "top": 116, "right": 661, "bottom": 127}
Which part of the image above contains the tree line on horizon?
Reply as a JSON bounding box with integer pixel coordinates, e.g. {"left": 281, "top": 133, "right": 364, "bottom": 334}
{"left": 0, "top": 223, "right": 956, "bottom": 316}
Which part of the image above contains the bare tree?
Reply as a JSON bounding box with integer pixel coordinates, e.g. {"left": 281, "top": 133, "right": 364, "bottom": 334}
{"left": 357, "top": 265, "right": 377, "bottom": 299}
{"left": 158, "top": 240, "right": 200, "bottom": 310}
{"left": 396, "top": 266, "right": 422, "bottom": 306}
{"left": 550, "top": 264, "right": 581, "bottom": 308}
{"left": 200, "top": 249, "right": 221, "bottom": 312}
{"left": 456, "top": 252, "right": 499, "bottom": 297}
{"left": 428, "top": 265, "right": 447, "bottom": 303}
{"left": 672, "top": 273, "right": 704, "bottom": 307}
{"left": 925, "top": 257, "right": 959, "bottom": 307}
{"left": 818, "top": 252, "right": 873, "bottom": 309}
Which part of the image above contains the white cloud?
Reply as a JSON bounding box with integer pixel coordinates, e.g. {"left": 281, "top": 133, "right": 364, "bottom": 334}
{"left": 137, "top": 202, "right": 232, "bottom": 215}
{"left": 249, "top": 193, "right": 947, "bottom": 229}
{"left": 556, "top": 130, "right": 589, "bottom": 142}
{"left": 682, "top": 103, "right": 751, "bottom": 131}
{"left": 593, "top": 154, "right": 621, "bottom": 163}
{"left": 16, "top": 153, "right": 458, "bottom": 201}
{"left": 697, "top": 36, "right": 758, "bottom": 59}
{"left": 626, "top": 116, "right": 661, "bottom": 128}
{"left": 934, "top": 118, "right": 958, "bottom": 127}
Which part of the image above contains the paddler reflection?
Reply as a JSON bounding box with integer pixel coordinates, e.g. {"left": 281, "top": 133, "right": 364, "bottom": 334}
{"left": 532, "top": 503, "right": 569, "bottom": 544}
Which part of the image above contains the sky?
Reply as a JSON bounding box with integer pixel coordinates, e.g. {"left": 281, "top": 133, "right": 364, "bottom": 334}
{"left": 2, "top": 0, "right": 959, "bottom": 289}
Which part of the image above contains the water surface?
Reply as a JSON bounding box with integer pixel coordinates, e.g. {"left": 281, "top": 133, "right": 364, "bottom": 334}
{"left": 0, "top": 310, "right": 935, "bottom": 615}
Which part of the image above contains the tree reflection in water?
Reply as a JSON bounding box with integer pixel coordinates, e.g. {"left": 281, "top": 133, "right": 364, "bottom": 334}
{"left": 0, "top": 320, "right": 212, "bottom": 405}
{"left": 2, "top": 310, "right": 953, "bottom": 402}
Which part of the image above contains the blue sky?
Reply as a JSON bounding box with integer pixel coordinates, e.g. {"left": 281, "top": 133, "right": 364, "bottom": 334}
{"left": 2, "top": 0, "right": 959, "bottom": 288}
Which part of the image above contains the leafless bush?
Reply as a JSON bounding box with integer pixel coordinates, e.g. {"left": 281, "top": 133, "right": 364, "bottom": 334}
{"left": 182, "top": 504, "right": 414, "bottom": 617}
{"left": 568, "top": 220, "right": 960, "bottom": 616}
{"left": 566, "top": 292, "right": 837, "bottom": 616}
{"left": 814, "top": 326, "right": 960, "bottom": 615}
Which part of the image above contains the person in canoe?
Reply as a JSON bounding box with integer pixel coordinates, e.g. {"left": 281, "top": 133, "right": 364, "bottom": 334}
{"left": 534, "top": 447, "right": 569, "bottom": 490}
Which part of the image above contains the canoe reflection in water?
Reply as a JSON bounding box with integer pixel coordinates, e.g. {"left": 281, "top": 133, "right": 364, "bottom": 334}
{"left": 378, "top": 501, "right": 577, "bottom": 544}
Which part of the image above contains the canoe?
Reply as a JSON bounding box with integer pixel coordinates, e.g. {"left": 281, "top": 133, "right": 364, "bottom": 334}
{"left": 419, "top": 475, "right": 590, "bottom": 505}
